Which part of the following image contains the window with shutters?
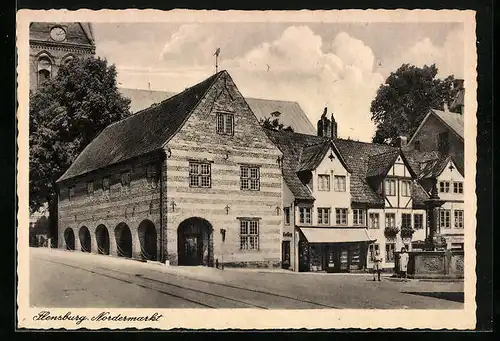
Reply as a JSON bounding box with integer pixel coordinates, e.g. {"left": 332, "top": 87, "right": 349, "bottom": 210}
{"left": 189, "top": 162, "right": 211, "bottom": 188}
{"left": 240, "top": 165, "right": 260, "bottom": 191}
{"left": 216, "top": 113, "right": 234, "bottom": 135}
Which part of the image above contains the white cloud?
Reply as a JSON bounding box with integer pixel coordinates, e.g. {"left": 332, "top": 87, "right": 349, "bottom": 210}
{"left": 386, "top": 28, "right": 464, "bottom": 79}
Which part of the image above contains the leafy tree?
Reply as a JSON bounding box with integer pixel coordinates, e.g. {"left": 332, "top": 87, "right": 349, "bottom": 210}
{"left": 371, "top": 64, "right": 458, "bottom": 145}
{"left": 29, "top": 56, "right": 131, "bottom": 245}
{"left": 260, "top": 116, "right": 294, "bottom": 132}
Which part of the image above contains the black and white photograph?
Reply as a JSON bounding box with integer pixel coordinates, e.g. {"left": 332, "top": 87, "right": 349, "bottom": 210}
{"left": 17, "top": 9, "right": 477, "bottom": 329}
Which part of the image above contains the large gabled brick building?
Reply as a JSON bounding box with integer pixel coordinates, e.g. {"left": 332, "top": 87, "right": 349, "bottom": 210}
{"left": 56, "top": 70, "right": 283, "bottom": 268}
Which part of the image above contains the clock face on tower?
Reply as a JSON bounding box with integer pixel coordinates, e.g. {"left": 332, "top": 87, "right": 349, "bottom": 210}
{"left": 50, "top": 27, "right": 66, "bottom": 41}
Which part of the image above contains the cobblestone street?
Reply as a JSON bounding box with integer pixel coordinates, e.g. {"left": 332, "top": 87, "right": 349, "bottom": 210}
{"left": 30, "top": 248, "right": 464, "bottom": 309}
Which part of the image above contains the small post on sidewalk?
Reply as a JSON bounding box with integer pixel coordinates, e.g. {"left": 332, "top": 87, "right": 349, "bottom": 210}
{"left": 220, "top": 228, "right": 226, "bottom": 270}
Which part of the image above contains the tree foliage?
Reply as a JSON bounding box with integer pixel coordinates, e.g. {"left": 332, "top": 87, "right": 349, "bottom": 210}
{"left": 29, "top": 56, "right": 131, "bottom": 240}
{"left": 260, "top": 116, "right": 294, "bottom": 132}
{"left": 370, "top": 64, "right": 458, "bottom": 145}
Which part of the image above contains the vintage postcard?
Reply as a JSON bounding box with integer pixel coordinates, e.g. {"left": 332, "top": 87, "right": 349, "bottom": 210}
{"left": 17, "top": 9, "right": 477, "bottom": 330}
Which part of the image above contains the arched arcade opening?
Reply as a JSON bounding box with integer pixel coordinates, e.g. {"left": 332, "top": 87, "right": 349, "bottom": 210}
{"left": 138, "top": 220, "right": 157, "bottom": 261}
{"left": 64, "top": 228, "right": 75, "bottom": 251}
{"left": 95, "top": 224, "right": 110, "bottom": 255}
{"left": 177, "top": 217, "right": 213, "bottom": 266}
{"left": 79, "top": 226, "right": 91, "bottom": 253}
{"left": 115, "top": 223, "right": 132, "bottom": 258}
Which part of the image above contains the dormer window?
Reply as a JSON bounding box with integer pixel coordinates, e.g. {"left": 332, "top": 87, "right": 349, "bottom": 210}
{"left": 216, "top": 113, "right": 234, "bottom": 135}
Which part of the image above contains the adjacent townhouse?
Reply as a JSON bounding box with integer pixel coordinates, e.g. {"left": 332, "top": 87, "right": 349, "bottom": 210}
{"left": 56, "top": 70, "right": 284, "bottom": 268}
{"left": 267, "top": 111, "right": 430, "bottom": 272}
{"left": 405, "top": 106, "right": 465, "bottom": 250}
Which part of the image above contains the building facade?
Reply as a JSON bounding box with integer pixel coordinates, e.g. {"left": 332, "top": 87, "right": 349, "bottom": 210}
{"left": 57, "top": 71, "right": 283, "bottom": 268}
{"left": 29, "top": 22, "right": 96, "bottom": 93}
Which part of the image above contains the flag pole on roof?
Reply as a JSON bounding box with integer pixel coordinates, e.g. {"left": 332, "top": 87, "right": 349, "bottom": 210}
{"left": 214, "top": 48, "right": 221, "bottom": 74}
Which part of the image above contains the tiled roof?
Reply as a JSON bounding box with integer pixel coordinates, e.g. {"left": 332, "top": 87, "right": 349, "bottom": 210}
{"left": 366, "top": 149, "right": 400, "bottom": 178}
{"left": 431, "top": 109, "right": 464, "bottom": 139}
{"left": 119, "top": 89, "right": 316, "bottom": 134}
{"left": 296, "top": 141, "right": 331, "bottom": 172}
{"left": 265, "top": 129, "right": 330, "bottom": 200}
{"left": 58, "top": 71, "right": 225, "bottom": 182}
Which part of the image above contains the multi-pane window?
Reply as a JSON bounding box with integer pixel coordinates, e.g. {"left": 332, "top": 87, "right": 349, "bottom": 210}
{"left": 317, "top": 208, "right": 330, "bottom": 225}
{"left": 283, "top": 207, "right": 291, "bottom": 225}
{"left": 369, "top": 244, "right": 380, "bottom": 262}
{"left": 401, "top": 180, "right": 412, "bottom": 197}
{"left": 353, "top": 209, "right": 366, "bottom": 226}
{"left": 385, "top": 213, "right": 396, "bottom": 228}
{"left": 369, "top": 213, "right": 380, "bottom": 229}
{"left": 385, "top": 243, "right": 396, "bottom": 262}
{"left": 189, "top": 162, "right": 211, "bottom": 188}
{"left": 453, "top": 182, "right": 464, "bottom": 194}
{"left": 414, "top": 214, "right": 424, "bottom": 230}
{"left": 385, "top": 179, "right": 396, "bottom": 196}
{"left": 439, "top": 181, "right": 450, "bottom": 193}
{"left": 454, "top": 210, "right": 464, "bottom": 229}
{"left": 102, "top": 177, "right": 110, "bottom": 194}
{"left": 401, "top": 213, "right": 412, "bottom": 229}
{"left": 299, "top": 207, "right": 312, "bottom": 225}
{"left": 147, "top": 164, "right": 159, "bottom": 189}
{"left": 240, "top": 166, "right": 260, "bottom": 191}
{"left": 440, "top": 209, "right": 451, "bottom": 229}
{"left": 318, "top": 175, "right": 330, "bottom": 191}
{"left": 335, "top": 208, "right": 348, "bottom": 225}
{"left": 240, "top": 220, "right": 259, "bottom": 250}
{"left": 216, "top": 113, "right": 234, "bottom": 135}
{"left": 87, "top": 181, "right": 94, "bottom": 196}
{"left": 333, "top": 175, "right": 346, "bottom": 192}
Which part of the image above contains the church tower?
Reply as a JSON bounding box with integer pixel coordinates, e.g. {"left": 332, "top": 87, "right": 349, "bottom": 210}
{"left": 29, "top": 23, "right": 96, "bottom": 92}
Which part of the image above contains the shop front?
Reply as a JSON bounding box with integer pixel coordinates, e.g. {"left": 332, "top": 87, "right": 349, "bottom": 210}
{"left": 298, "top": 227, "right": 375, "bottom": 273}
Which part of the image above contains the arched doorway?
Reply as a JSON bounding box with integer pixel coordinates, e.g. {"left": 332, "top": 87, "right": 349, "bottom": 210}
{"left": 138, "top": 220, "right": 157, "bottom": 261}
{"left": 64, "top": 228, "right": 75, "bottom": 250}
{"left": 115, "top": 223, "right": 132, "bottom": 258}
{"left": 178, "top": 217, "right": 213, "bottom": 266}
{"left": 95, "top": 224, "right": 110, "bottom": 255}
{"left": 79, "top": 226, "right": 91, "bottom": 253}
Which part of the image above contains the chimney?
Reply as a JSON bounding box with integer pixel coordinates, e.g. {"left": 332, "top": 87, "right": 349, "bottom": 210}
{"left": 331, "top": 113, "right": 337, "bottom": 139}
{"left": 317, "top": 107, "right": 332, "bottom": 138}
{"left": 396, "top": 136, "right": 407, "bottom": 148}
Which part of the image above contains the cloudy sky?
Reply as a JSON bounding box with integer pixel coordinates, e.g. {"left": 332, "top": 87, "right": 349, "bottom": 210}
{"left": 93, "top": 22, "right": 464, "bottom": 141}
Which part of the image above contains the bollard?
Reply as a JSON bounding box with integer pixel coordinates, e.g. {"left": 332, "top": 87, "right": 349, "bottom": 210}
{"left": 215, "top": 259, "right": 219, "bottom": 269}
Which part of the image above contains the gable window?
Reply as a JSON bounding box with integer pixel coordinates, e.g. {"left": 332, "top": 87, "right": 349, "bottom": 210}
{"left": 189, "top": 162, "right": 211, "bottom": 188}
{"left": 353, "top": 209, "right": 366, "bottom": 226}
{"left": 216, "top": 113, "right": 234, "bottom": 135}
{"left": 453, "top": 182, "right": 463, "bottom": 194}
{"left": 333, "top": 175, "right": 346, "bottom": 192}
{"left": 87, "top": 181, "right": 94, "bottom": 196}
{"left": 318, "top": 175, "right": 330, "bottom": 191}
{"left": 401, "top": 180, "right": 412, "bottom": 197}
{"left": 439, "top": 181, "right": 450, "bottom": 193}
{"left": 414, "top": 214, "right": 424, "bottom": 230}
{"left": 335, "top": 208, "right": 348, "bottom": 225}
{"left": 369, "top": 213, "right": 380, "bottom": 229}
{"left": 414, "top": 140, "right": 421, "bottom": 151}
{"left": 385, "top": 179, "right": 396, "bottom": 196}
{"left": 121, "top": 171, "right": 131, "bottom": 190}
{"left": 454, "top": 210, "right": 464, "bottom": 229}
{"left": 385, "top": 213, "right": 396, "bottom": 228}
{"left": 299, "top": 207, "right": 312, "bottom": 225}
{"left": 147, "top": 164, "right": 159, "bottom": 189}
{"left": 68, "top": 186, "right": 75, "bottom": 201}
{"left": 402, "top": 213, "right": 412, "bottom": 229}
{"left": 240, "top": 219, "right": 259, "bottom": 250}
{"left": 317, "top": 207, "right": 330, "bottom": 225}
{"left": 240, "top": 165, "right": 260, "bottom": 191}
{"left": 283, "top": 207, "right": 291, "bottom": 225}
{"left": 102, "top": 177, "right": 110, "bottom": 195}
{"left": 439, "top": 209, "right": 451, "bottom": 229}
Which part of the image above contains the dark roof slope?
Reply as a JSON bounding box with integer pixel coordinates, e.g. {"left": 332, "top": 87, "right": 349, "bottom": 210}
{"left": 265, "top": 129, "right": 330, "bottom": 200}
{"left": 297, "top": 141, "right": 331, "bottom": 172}
{"left": 366, "top": 149, "right": 400, "bottom": 178}
{"left": 58, "top": 71, "right": 224, "bottom": 182}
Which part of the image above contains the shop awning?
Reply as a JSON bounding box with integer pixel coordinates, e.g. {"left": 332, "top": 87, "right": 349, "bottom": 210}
{"left": 300, "top": 227, "right": 376, "bottom": 244}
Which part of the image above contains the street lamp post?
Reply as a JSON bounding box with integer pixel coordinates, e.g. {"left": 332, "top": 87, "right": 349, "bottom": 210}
{"left": 220, "top": 228, "right": 226, "bottom": 270}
